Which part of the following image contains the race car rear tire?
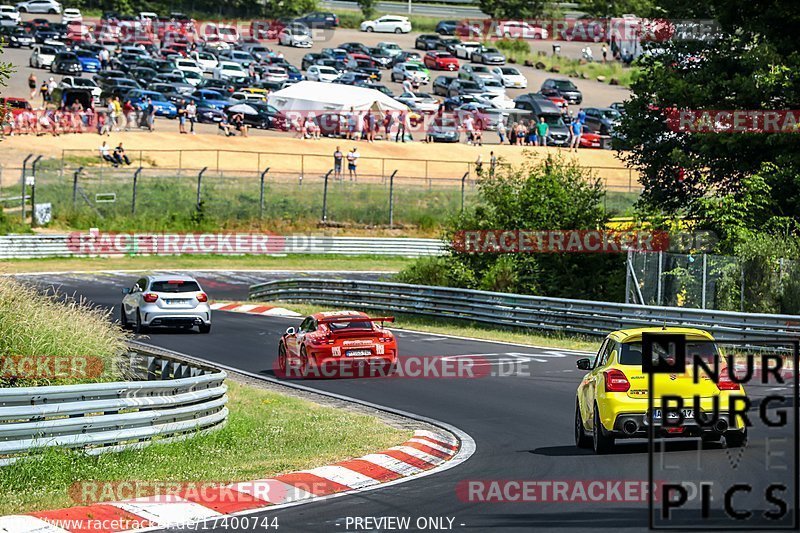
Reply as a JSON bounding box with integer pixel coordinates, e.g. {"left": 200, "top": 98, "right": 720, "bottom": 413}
{"left": 725, "top": 428, "right": 747, "bottom": 448}
{"left": 278, "top": 342, "right": 287, "bottom": 373}
{"left": 299, "top": 346, "right": 311, "bottom": 378}
{"left": 593, "top": 404, "right": 614, "bottom": 454}
{"left": 575, "top": 402, "right": 591, "bottom": 448}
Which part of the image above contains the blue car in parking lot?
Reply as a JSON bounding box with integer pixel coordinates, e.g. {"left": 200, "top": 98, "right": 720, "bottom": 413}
{"left": 126, "top": 89, "right": 178, "bottom": 118}
{"left": 191, "top": 89, "right": 232, "bottom": 111}
{"left": 73, "top": 49, "right": 101, "bottom": 72}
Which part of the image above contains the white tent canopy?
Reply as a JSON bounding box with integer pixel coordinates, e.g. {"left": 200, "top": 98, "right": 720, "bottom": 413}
{"left": 267, "top": 81, "right": 408, "bottom": 113}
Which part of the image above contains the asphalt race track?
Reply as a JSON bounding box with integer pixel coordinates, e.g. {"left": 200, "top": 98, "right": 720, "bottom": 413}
{"left": 20, "top": 271, "right": 799, "bottom": 532}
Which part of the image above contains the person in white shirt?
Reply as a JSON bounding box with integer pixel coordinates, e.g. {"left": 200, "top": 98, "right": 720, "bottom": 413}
{"left": 98, "top": 141, "right": 117, "bottom": 166}
{"left": 185, "top": 101, "right": 197, "bottom": 134}
{"left": 346, "top": 147, "right": 359, "bottom": 181}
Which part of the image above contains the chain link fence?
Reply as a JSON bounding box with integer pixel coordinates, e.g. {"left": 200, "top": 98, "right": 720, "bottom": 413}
{"left": 627, "top": 250, "right": 800, "bottom": 315}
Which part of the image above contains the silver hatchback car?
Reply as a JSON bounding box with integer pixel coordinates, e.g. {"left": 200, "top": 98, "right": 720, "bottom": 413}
{"left": 121, "top": 275, "right": 212, "bottom": 333}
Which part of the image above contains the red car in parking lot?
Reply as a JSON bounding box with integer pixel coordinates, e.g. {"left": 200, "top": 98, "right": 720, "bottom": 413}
{"left": 424, "top": 51, "right": 459, "bottom": 71}
{"left": 277, "top": 311, "right": 398, "bottom": 378}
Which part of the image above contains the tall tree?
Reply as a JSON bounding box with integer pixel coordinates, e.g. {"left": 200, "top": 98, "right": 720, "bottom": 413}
{"left": 616, "top": 0, "right": 800, "bottom": 248}
{"left": 478, "top": 0, "right": 546, "bottom": 19}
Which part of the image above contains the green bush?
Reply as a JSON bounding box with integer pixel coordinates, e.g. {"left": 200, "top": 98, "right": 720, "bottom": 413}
{"left": 395, "top": 155, "right": 627, "bottom": 301}
{"left": 492, "top": 38, "right": 531, "bottom": 55}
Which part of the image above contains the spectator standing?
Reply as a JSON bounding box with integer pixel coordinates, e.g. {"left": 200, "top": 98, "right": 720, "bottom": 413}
{"left": 40, "top": 80, "right": 50, "bottom": 106}
{"left": 186, "top": 100, "right": 197, "bottom": 134}
{"left": 346, "top": 147, "right": 359, "bottom": 180}
{"left": 536, "top": 117, "right": 549, "bottom": 146}
{"left": 509, "top": 122, "right": 517, "bottom": 145}
{"left": 123, "top": 99, "right": 135, "bottom": 131}
{"left": 145, "top": 98, "right": 156, "bottom": 131}
{"left": 577, "top": 108, "right": 586, "bottom": 125}
{"left": 383, "top": 112, "right": 394, "bottom": 139}
{"left": 474, "top": 154, "right": 483, "bottom": 178}
{"left": 463, "top": 114, "right": 475, "bottom": 144}
{"left": 496, "top": 120, "right": 506, "bottom": 144}
{"left": 48, "top": 77, "right": 57, "bottom": 95}
{"left": 395, "top": 111, "right": 408, "bottom": 142}
{"left": 602, "top": 44, "right": 608, "bottom": 63}
{"left": 28, "top": 73, "right": 37, "bottom": 100}
{"left": 333, "top": 146, "right": 344, "bottom": 180}
{"left": 569, "top": 117, "right": 582, "bottom": 152}
{"left": 106, "top": 99, "right": 117, "bottom": 131}
{"left": 99, "top": 48, "right": 110, "bottom": 69}
{"left": 489, "top": 151, "right": 497, "bottom": 177}
{"left": 112, "top": 97, "right": 122, "bottom": 131}
{"left": 177, "top": 99, "right": 187, "bottom": 133}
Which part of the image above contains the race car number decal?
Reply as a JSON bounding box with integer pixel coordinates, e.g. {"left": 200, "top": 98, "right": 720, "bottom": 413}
{"left": 375, "top": 344, "right": 384, "bottom": 355}
{"left": 331, "top": 346, "right": 341, "bottom": 356}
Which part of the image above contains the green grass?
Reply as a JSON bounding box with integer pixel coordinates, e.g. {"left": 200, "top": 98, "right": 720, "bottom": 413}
{"left": 0, "top": 276, "right": 127, "bottom": 387}
{"left": 258, "top": 301, "right": 599, "bottom": 352}
{"left": 0, "top": 254, "right": 415, "bottom": 273}
{"left": 0, "top": 380, "right": 410, "bottom": 515}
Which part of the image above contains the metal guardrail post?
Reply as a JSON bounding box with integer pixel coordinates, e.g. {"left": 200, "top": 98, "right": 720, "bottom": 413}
{"left": 72, "top": 166, "right": 83, "bottom": 208}
{"left": 388, "top": 170, "right": 398, "bottom": 228}
{"left": 321, "top": 169, "right": 332, "bottom": 222}
{"left": 259, "top": 167, "right": 270, "bottom": 219}
{"left": 461, "top": 172, "right": 468, "bottom": 211}
{"left": 20, "top": 154, "right": 32, "bottom": 221}
{"left": 701, "top": 253, "right": 708, "bottom": 309}
{"left": 132, "top": 167, "right": 142, "bottom": 215}
{"left": 196, "top": 167, "right": 207, "bottom": 210}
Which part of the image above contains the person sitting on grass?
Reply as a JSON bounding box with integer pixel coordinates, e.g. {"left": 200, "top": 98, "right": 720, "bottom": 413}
{"left": 218, "top": 115, "right": 234, "bottom": 136}
{"left": 113, "top": 143, "right": 131, "bottom": 166}
{"left": 99, "top": 141, "right": 117, "bottom": 167}
{"left": 231, "top": 112, "right": 248, "bottom": 137}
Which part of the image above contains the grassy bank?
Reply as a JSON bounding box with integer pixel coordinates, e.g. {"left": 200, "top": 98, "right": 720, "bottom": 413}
{"left": 256, "top": 301, "right": 598, "bottom": 352}
{"left": 0, "top": 276, "right": 126, "bottom": 386}
{"left": 0, "top": 254, "right": 414, "bottom": 273}
{"left": 0, "top": 380, "right": 410, "bottom": 515}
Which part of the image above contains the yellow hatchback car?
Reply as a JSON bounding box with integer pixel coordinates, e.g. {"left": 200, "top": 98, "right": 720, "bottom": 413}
{"left": 575, "top": 327, "right": 748, "bottom": 454}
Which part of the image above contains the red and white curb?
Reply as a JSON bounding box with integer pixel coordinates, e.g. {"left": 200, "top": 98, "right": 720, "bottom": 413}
{"left": 210, "top": 302, "right": 300, "bottom": 318}
{"left": 0, "top": 431, "right": 460, "bottom": 533}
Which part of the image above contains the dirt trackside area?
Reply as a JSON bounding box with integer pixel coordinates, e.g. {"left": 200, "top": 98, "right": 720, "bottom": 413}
{"left": 0, "top": 132, "right": 638, "bottom": 190}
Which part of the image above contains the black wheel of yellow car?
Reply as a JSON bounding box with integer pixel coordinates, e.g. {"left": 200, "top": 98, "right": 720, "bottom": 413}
{"left": 575, "top": 402, "right": 591, "bottom": 448}
{"left": 593, "top": 404, "right": 615, "bottom": 454}
{"left": 725, "top": 428, "right": 747, "bottom": 448}
{"left": 278, "top": 342, "right": 287, "bottom": 373}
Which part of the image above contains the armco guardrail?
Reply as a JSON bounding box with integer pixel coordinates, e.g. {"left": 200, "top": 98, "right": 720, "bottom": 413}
{"left": 0, "top": 234, "right": 445, "bottom": 259}
{"left": 249, "top": 279, "right": 800, "bottom": 342}
{"left": 0, "top": 343, "right": 227, "bottom": 465}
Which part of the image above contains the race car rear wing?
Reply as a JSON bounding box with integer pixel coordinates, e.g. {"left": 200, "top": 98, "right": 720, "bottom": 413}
{"left": 317, "top": 316, "right": 395, "bottom": 324}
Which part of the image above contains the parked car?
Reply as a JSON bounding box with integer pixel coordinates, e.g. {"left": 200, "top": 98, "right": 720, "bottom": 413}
{"left": 60, "top": 75, "right": 101, "bottom": 99}
{"left": 294, "top": 11, "right": 338, "bottom": 28}
{"left": 60, "top": 7, "right": 80, "bottom": 22}
{"left": 470, "top": 46, "right": 505, "bottom": 65}
{"left": 423, "top": 51, "right": 459, "bottom": 71}
{"left": 541, "top": 78, "right": 582, "bottom": 104}
{"left": 495, "top": 20, "right": 548, "bottom": 39}
{"left": 50, "top": 51, "right": 82, "bottom": 74}
{"left": 391, "top": 50, "right": 421, "bottom": 67}
{"left": 367, "top": 47, "right": 394, "bottom": 68}
{"left": 426, "top": 116, "right": 460, "bottom": 142}
{"left": 73, "top": 49, "right": 101, "bottom": 72}
{"left": 453, "top": 41, "right": 481, "bottom": 59}
{"left": 29, "top": 44, "right": 57, "bottom": 68}
{"left": 435, "top": 20, "right": 457, "bottom": 35}
{"left": 578, "top": 125, "right": 604, "bottom": 148}
{"left": 415, "top": 33, "right": 441, "bottom": 50}
{"left": 458, "top": 63, "right": 495, "bottom": 83}
{"left": 490, "top": 65, "right": 527, "bottom": 89}
{"left": 582, "top": 107, "right": 622, "bottom": 135}
{"left": 213, "top": 60, "right": 248, "bottom": 82}
{"left": 306, "top": 64, "right": 339, "bottom": 82}
{"left": 437, "top": 37, "right": 461, "bottom": 53}
{"left": 447, "top": 78, "right": 484, "bottom": 97}
{"left": 391, "top": 62, "right": 430, "bottom": 85}
{"left": 261, "top": 65, "right": 289, "bottom": 83}
{"left": 126, "top": 89, "right": 178, "bottom": 118}
{"left": 191, "top": 88, "right": 231, "bottom": 110}
{"left": 4, "top": 27, "right": 35, "bottom": 47}
{"left": 16, "top": 0, "right": 61, "bottom": 13}
{"left": 514, "top": 93, "right": 571, "bottom": 146}
{"left": 340, "top": 41, "right": 371, "bottom": 55}
{"left": 278, "top": 27, "right": 312, "bottom": 47}
{"left": 360, "top": 15, "right": 411, "bottom": 34}
{"left": 121, "top": 275, "right": 211, "bottom": 333}
{"left": 432, "top": 75, "right": 456, "bottom": 96}
{"left": 395, "top": 91, "right": 439, "bottom": 113}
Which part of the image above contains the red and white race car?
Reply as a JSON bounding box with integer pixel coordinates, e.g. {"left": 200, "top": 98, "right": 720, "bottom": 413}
{"left": 277, "top": 311, "right": 398, "bottom": 378}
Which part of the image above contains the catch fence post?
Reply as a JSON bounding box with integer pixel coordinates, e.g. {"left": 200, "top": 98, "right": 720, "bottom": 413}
{"left": 132, "top": 167, "right": 142, "bottom": 215}
{"left": 72, "top": 166, "right": 83, "bottom": 208}
{"left": 29, "top": 156, "right": 42, "bottom": 227}
{"left": 196, "top": 166, "right": 207, "bottom": 209}
{"left": 461, "top": 172, "right": 468, "bottom": 211}
{"left": 388, "top": 170, "right": 398, "bottom": 228}
{"left": 20, "top": 154, "right": 32, "bottom": 221}
{"left": 321, "top": 169, "right": 332, "bottom": 222}
{"left": 259, "top": 167, "right": 270, "bottom": 219}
